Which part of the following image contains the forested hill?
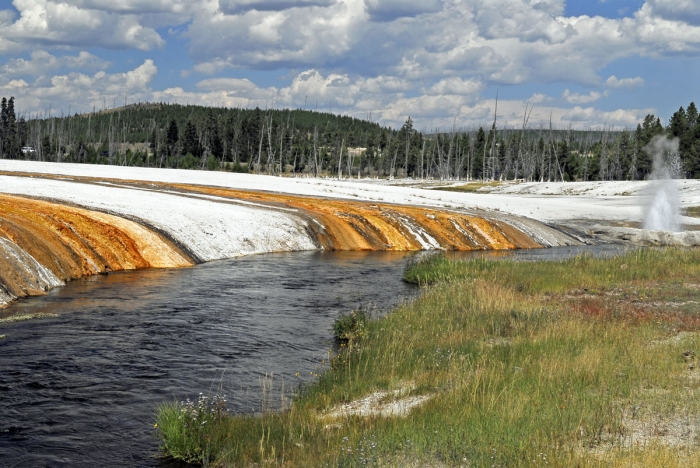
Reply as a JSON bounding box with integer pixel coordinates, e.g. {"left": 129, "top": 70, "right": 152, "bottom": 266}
{"left": 49, "top": 102, "right": 384, "bottom": 147}
{"left": 0, "top": 97, "right": 697, "bottom": 182}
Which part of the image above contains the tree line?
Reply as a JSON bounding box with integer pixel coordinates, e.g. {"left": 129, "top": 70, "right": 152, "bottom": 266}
{"left": 0, "top": 98, "right": 695, "bottom": 181}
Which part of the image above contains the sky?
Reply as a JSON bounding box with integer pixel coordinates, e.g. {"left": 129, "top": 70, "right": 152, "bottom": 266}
{"left": 0, "top": 0, "right": 698, "bottom": 130}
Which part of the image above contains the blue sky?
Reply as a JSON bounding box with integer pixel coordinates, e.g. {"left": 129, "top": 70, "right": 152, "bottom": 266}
{"left": 0, "top": 0, "right": 699, "bottom": 130}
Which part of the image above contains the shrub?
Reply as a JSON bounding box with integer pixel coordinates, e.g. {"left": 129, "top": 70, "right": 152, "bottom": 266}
{"left": 230, "top": 161, "right": 249, "bottom": 173}
{"left": 332, "top": 308, "right": 370, "bottom": 344}
{"left": 156, "top": 393, "right": 229, "bottom": 465}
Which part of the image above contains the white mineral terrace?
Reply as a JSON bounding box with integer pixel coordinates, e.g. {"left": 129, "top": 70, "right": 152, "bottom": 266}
{"left": 1, "top": 160, "right": 700, "bottom": 308}
{"left": 5, "top": 160, "right": 700, "bottom": 226}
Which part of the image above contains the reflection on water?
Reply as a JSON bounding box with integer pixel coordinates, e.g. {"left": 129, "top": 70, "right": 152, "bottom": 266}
{"left": 0, "top": 245, "right": 630, "bottom": 467}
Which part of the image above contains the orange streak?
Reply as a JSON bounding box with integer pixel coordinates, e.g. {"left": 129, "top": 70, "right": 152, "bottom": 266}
{"left": 171, "top": 184, "right": 543, "bottom": 251}
{"left": 0, "top": 194, "right": 192, "bottom": 303}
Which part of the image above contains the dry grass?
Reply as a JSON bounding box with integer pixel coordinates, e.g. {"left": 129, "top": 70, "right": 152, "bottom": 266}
{"left": 157, "top": 247, "right": 700, "bottom": 467}
{"left": 431, "top": 181, "right": 503, "bottom": 193}
{"left": 683, "top": 206, "right": 700, "bottom": 218}
{"left": 0, "top": 312, "right": 58, "bottom": 324}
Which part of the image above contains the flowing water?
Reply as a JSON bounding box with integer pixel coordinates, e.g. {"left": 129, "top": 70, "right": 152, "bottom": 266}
{"left": 0, "top": 246, "right": 628, "bottom": 467}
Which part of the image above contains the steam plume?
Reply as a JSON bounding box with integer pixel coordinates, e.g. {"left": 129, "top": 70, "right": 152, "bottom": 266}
{"left": 642, "top": 136, "right": 682, "bottom": 232}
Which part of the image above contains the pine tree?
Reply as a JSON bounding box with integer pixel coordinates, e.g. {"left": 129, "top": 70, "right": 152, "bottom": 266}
{"left": 668, "top": 106, "right": 688, "bottom": 139}
{"left": 473, "top": 127, "right": 486, "bottom": 179}
{"left": 5, "top": 97, "right": 17, "bottom": 159}
{"left": 183, "top": 121, "right": 200, "bottom": 157}
{"left": 0, "top": 97, "right": 6, "bottom": 158}
{"left": 399, "top": 116, "right": 414, "bottom": 177}
{"left": 149, "top": 129, "right": 158, "bottom": 157}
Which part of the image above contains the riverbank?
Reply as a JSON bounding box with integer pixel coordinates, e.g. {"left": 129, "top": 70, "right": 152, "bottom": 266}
{"left": 0, "top": 162, "right": 581, "bottom": 309}
{"left": 157, "top": 247, "right": 700, "bottom": 467}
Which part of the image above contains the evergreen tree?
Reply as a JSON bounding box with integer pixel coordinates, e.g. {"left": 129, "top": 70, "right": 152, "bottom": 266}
{"left": 0, "top": 97, "right": 7, "bottom": 158}
{"left": 166, "top": 119, "right": 179, "bottom": 163}
{"left": 687, "top": 102, "right": 698, "bottom": 130}
{"left": 149, "top": 129, "right": 158, "bottom": 158}
{"left": 4, "top": 97, "right": 17, "bottom": 159}
{"left": 473, "top": 127, "right": 486, "bottom": 179}
{"left": 668, "top": 106, "right": 688, "bottom": 139}
{"left": 183, "top": 120, "right": 200, "bottom": 157}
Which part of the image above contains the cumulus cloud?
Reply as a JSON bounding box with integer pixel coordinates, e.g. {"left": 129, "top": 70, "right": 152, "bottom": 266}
{"left": 3, "top": 0, "right": 700, "bottom": 93}
{"left": 69, "top": 0, "right": 192, "bottom": 14}
{"left": 562, "top": 89, "right": 609, "bottom": 105}
{"left": 0, "top": 9, "right": 17, "bottom": 25}
{"left": 364, "top": 0, "right": 443, "bottom": 22}
{"left": 473, "top": 0, "right": 572, "bottom": 43}
{"left": 1, "top": 60, "right": 157, "bottom": 116}
{"left": 643, "top": 0, "right": 700, "bottom": 25}
{"left": 148, "top": 69, "right": 649, "bottom": 131}
{"left": 605, "top": 75, "right": 644, "bottom": 88}
{"left": 219, "top": 0, "right": 337, "bottom": 15}
{"left": 561, "top": 105, "right": 655, "bottom": 128}
{"left": 180, "top": 0, "right": 700, "bottom": 89}
{"left": 528, "top": 93, "right": 552, "bottom": 104}
{"left": 424, "top": 77, "right": 484, "bottom": 96}
{"left": 1, "top": 50, "right": 109, "bottom": 79}
{"left": 1, "top": 0, "right": 697, "bottom": 131}
{"left": 185, "top": 0, "right": 365, "bottom": 72}
{"left": 2, "top": 0, "right": 166, "bottom": 50}
{"left": 0, "top": 60, "right": 654, "bottom": 132}
{"left": 196, "top": 77, "right": 259, "bottom": 92}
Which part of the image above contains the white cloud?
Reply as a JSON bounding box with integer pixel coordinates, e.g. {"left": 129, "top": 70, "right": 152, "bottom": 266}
{"left": 605, "top": 75, "right": 644, "bottom": 89}
{"left": 2, "top": 0, "right": 165, "bottom": 50}
{"left": 562, "top": 89, "right": 609, "bottom": 104}
{"left": 528, "top": 93, "right": 552, "bottom": 104}
{"left": 2, "top": 60, "right": 157, "bottom": 116}
{"left": 70, "top": 0, "right": 192, "bottom": 14}
{"left": 424, "top": 77, "right": 484, "bottom": 96}
{"left": 643, "top": 0, "right": 700, "bottom": 25}
{"left": 364, "top": 0, "right": 443, "bottom": 22}
{"left": 0, "top": 9, "right": 17, "bottom": 25}
{"left": 148, "top": 69, "right": 651, "bottom": 131}
{"left": 561, "top": 105, "right": 655, "bottom": 128}
{"left": 196, "top": 77, "right": 260, "bottom": 92}
{"left": 219, "top": 0, "right": 337, "bottom": 15}
{"left": 3, "top": 0, "right": 700, "bottom": 93}
{"left": 474, "top": 0, "right": 572, "bottom": 43}
{"left": 0, "top": 0, "right": 695, "bottom": 131}
{"left": 182, "top": 0, "right": 700, "bottom": 89}
{"left": 1, "top": 50, "right": 109, "bottom": 78}
{"left": 186, "top": 0, "right": 366, "bottom": 71}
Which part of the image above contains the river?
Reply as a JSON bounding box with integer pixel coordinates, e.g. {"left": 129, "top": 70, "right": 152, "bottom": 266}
{"left": 0, "top": 245, "right": 628, "bottom": 467}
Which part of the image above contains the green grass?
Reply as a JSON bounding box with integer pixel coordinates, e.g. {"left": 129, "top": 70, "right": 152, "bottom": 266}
{"left": 157, "top": 247, "right": 700, "bottom": 467}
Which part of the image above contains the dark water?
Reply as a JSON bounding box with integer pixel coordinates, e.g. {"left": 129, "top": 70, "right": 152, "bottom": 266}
{"left": 0, "top": 245, "right": 628, "bottom": 467}
{"left": 0, "top": 251, "right": 420, "bottom": 467}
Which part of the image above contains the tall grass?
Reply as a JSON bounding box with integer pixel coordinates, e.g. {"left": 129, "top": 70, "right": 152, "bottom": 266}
{"left": 157, "top": 247, "right": 700, "bottom": 467}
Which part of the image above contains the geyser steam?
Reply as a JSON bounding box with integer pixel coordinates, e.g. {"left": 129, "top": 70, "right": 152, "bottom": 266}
{"left": 643, "top": 136, "right": 683, "bottom": 232}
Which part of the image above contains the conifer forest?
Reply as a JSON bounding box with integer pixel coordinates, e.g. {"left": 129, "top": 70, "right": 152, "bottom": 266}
{"left": 1, "top": 97, "right": 697, "bottom": 181}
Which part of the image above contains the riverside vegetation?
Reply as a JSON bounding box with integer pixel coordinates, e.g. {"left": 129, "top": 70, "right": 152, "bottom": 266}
{"left": 157, "top": 247, "right": 700, "bottom": 467}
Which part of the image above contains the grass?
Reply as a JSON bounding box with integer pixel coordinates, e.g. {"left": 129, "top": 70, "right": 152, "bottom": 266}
{"left": 157, "top": 247, "right": 700, "bottom": 467}
{"left": 0, "top": 312, "right": 58, "bottom": 324}
{"left": 431, "top": 181, "right": 503, "bottom": 193}
{"left": 332, "top": 308, "right": 370, "bottom": 344}
{"left": 683, "top": 206, "right": 700, "bottom": 218}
